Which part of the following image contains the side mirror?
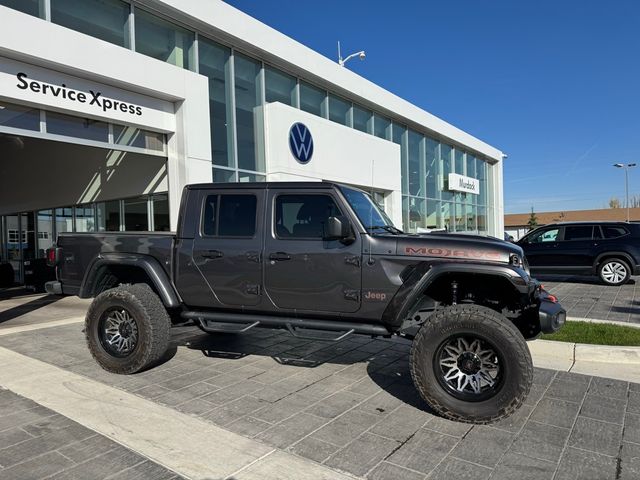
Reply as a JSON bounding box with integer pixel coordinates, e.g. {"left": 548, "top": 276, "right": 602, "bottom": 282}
{"left": 325, "top": 216, "right": 351, "bottom": 241}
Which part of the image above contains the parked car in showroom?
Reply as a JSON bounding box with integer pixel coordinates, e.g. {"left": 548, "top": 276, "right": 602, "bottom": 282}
{"left": 517, "top": 221, "right": 640, "bottom": 285}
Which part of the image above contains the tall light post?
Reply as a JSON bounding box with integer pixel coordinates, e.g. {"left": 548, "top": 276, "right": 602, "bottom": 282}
{"left": 613, "top": 163, "right": 637, "bottom": 222}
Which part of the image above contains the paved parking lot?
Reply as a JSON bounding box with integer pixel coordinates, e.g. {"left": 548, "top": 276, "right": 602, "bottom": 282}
{"left": 1, "top": 317, "right": 639, "bottom": 479}
{"left": 541, "top": 276, "right": 640, "bottom": 324}
{"left": 1, "top": 284, "right": 640, "bottom": 479}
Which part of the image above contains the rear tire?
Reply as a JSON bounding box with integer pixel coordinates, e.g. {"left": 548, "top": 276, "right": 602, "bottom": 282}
{"left": 598, "top": 258, "right": 631, "bottom": 286}
{"left": 85, "top": 283, "right": 170, "bottom": 374}
{"left": 410, "top": 304, "right": 533, "bottom": 424}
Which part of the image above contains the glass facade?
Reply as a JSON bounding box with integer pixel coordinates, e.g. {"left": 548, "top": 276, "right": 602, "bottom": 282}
{"left": 265, "top": 67, "right": 296, "bottom": 107}
{"left": 0, "top": 101, "right": 39, "bottom": 130}
{"left": 299, "top": 82, "right": 326, "bottom": 117}
{"left": 0, "top": 0, "right": 40, "bottom": 17}
{"left": 198, "top": 38, "right": 233, "bottom": 168}
{"left": 0, "top": 0, "right": 496, "bottom": 236}
{"left": 51, "top": 0, "right": 130, "bottom": 48}
{"left": 234, "top": 54, "right": 262, "bottom": 172}
{"left": 135, "top": 8, "right": 194, "bottom": 69}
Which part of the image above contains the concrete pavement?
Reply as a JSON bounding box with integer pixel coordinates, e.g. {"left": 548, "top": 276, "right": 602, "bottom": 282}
{"left": 1, "top": 317, "right": 639, "bottom": 479}
{"left": 1, "top": 285, "right": 640, "bottom": 479}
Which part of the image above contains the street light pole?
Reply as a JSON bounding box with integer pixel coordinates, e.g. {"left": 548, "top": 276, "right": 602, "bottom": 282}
{"left": 613, "top": 163, "right": 637, "bottom": 222}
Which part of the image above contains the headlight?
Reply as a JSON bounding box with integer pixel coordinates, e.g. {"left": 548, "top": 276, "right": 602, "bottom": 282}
{"left": 509, "top": 254, "right": 523, "bottom": 268}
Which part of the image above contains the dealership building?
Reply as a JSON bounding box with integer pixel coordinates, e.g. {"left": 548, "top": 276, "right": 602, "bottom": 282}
{"left": 0, "top": 0, "right": 505, "bottom": 283}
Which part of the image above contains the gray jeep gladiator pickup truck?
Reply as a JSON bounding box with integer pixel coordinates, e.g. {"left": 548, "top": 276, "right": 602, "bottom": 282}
{"left": 46, "top": 182, "right": 565, "bottom": 423}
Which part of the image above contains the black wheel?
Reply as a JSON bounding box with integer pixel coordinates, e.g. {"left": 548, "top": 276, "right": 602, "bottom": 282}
{"left": 410, "top": 304, "right": 533, "bottom": 424}
{"left": 598, "top": 258, "right": 631, "bottom": 286}
{"left": 85, "top": 283, "right": 170, "bottom": 374}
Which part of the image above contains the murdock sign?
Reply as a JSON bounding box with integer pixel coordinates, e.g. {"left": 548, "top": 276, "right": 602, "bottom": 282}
{"left": 448, "top": 173, "right": 480, "bottom": 195}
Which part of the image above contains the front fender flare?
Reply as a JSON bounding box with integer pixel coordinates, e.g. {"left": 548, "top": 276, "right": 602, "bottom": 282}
{"left": 381, "top": 262, "right": 531, "bottom": 330}
{"left": 79, "top": 253, "right": 180, "bottom": 308}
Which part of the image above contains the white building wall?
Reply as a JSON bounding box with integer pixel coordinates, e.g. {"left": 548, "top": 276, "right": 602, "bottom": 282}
{"left": 261, "top": 102, "right": 403, "bottom": 226}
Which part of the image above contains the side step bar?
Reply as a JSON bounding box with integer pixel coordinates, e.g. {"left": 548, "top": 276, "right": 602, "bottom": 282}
{"left": 181, "top": 311, "right": 391, "bottom": 339}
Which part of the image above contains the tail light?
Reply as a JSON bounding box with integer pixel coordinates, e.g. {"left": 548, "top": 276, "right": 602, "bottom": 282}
{"left": 46, "top": 247, "right": 60, "bottom": 267}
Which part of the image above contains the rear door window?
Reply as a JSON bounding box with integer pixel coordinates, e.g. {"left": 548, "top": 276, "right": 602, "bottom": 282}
{"left": 563, "top": 225, "right": 594, "bottom": 241}
{"left": 202, "top": 194, "right": 257, "bottom": 237}
{"left": 602, "top": 225, "right": 629, "bottom": 239}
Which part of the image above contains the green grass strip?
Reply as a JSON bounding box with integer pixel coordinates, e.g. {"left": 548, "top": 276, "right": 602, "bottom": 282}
{"left": 541, "top": 321, "right": 640, "bottom": 346}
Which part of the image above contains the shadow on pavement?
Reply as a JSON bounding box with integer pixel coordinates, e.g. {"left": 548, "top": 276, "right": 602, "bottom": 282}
{"left": 176, "top": 327, "right": 439, "bottom": 417}
{"left": 0, "top": 294, "right": 63, "bottom": 325}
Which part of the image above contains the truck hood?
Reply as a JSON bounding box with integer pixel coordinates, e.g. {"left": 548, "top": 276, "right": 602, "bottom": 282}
{"left": 370, "top": 233, "right": 523, "bottom": 264}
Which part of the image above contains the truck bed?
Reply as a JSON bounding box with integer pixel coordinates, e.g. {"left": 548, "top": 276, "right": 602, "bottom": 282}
{"left": 56, "top": 232, "right": 174, "bottom": 294}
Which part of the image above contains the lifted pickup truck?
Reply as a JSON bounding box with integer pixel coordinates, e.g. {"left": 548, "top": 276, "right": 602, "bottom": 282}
{"left": 47, "top": 182, "right": 565, "bottom": 423}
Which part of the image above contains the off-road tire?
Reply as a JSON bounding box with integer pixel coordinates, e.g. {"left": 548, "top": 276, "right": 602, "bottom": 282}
{"left": 598, "top": 258, "right": 631, "bottom": 286}
{"left": 85, "top": 283, "right": 170, "bottom": 374}
{"left": 410, "top": 304, "right": 533, "bottom": 424}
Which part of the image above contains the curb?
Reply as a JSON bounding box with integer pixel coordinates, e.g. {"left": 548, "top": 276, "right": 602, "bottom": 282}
{"left": 528, "top": 339, "right": 640, "bottom": 383}
{"left": 567, "top": 316, "right": 640, "bottom": 329}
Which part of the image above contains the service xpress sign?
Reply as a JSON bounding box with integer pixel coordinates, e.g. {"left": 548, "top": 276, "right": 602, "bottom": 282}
{"left": 16, "top": 72, "right": 142, "bottom": 116}
{"left": 0, "top": 57, "right": 174, "bottom": 132}
{"left": 448, "top": 173, "right": 480, "bottom": 195}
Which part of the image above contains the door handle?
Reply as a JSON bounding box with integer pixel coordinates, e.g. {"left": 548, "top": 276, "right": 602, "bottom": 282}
{"left": 201, "top": 249, "right": 223, "bottom": 259}
{"left": 269, "top": 252, "right": 291, "bottom": 261}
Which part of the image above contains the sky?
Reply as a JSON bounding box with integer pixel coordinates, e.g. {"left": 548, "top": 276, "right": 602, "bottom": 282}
{"left": 225, "top": 0, "right": 640, "bottom": 214}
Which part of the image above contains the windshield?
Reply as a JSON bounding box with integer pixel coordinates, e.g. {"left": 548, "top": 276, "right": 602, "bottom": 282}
{"left": 339, "top": 186, "right": 400, "bottom": 233}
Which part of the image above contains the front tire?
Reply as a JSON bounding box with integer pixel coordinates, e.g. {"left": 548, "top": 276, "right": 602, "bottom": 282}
{"left": 410, "top": 304, "right": 532, "bottom": 424}
{"left": 85, "top": 283, "right": 170, "bottom": 374}
{"left": 598, "top": 258, "right": 631, "bottom": 286}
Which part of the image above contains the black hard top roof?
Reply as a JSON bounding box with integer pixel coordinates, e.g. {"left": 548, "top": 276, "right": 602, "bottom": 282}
{"left": 185, "top": 181, "right": 360, "bottom": 191}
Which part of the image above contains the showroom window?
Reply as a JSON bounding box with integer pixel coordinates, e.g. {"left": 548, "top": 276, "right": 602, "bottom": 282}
{"left": 46, "top": 112, "right": 109, "bottom": 142}
{"left": 352, "top": 104, "right": 372, "bottom": 133}
{"left": 123, "top": 196, "right": 149, "bottom": 231}
{"left": 199, "top": 37, "right": 233, "bottom": 168}
{"left": 426, "top": 138, "right": 439, "bottom": 199}
{"left": 213, "top": 168, "right": 235, "bottom": 183}
{"left": 299, "top": 81, "right": 326, "bottom": 117}
{"left": 113, "top": 125, "right": 164, "bottom": 152}
{"left": 392, "top": 123, "right": 408, "bottom": 195}
{"left": 97, "top": 200, "right": 121, "bottom": 231}
{"left": 407, "top": 130, "right": 424, "bottom": 197}
{"left": 75, "top": 204, "right": 96, "bottom": 232}
{"left": 440, "top": 144, "right": 453, "bottom": 202}
{"left": 0, "top": 0, "right": 40, "bottom": 17}
{"left": 0, "top": 102, "right": 39, "bottom": 131}
{"left": 328, "top": 94, "right": 351, "bottom": 126}
{"left": 135, "top": 9, "right": 194, "bottom": 70}
{"left": 151, "top": 194, "right": 170, "bottom": 231}
{"left": 265, "top": 66, "right": 297, "bottom": 107}
{"left": 51, "top": 0, "right": 130, "bottom": 48}
{"left": 234, "top": 53, "right": 262, "bottom": 172}
{"left": 373, "top": 114, "right": 391, "bottom": 140}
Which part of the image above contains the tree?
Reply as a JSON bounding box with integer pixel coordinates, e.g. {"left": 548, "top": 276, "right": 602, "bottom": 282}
{"left": 527, "top": 207, "right": 538, "bottom": 231}
{"left": 609, "top": 197, "right": 621, "bottom": 209}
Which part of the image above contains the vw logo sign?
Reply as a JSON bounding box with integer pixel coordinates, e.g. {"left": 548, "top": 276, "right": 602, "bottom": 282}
{"left": 289, "top": 122, "right": 313, "bottom": 164}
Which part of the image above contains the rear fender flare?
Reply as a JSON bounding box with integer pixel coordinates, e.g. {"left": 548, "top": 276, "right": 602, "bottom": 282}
{"left": 381, "top": 262, "right": 530, "bottom": 330}
{"left": 79, "top": 253, "right": 180, "bottom": 308}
